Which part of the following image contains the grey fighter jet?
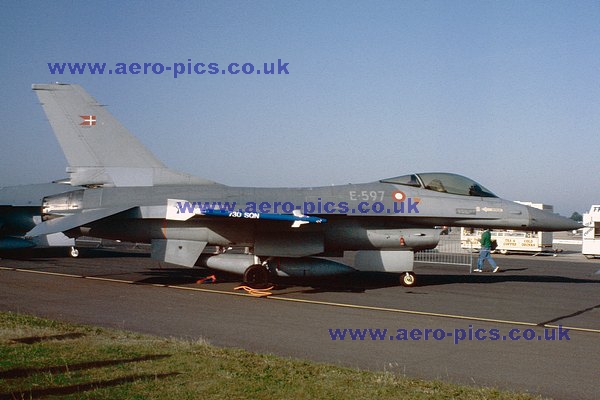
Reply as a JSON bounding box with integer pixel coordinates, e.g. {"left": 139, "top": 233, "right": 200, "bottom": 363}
{"left": 0, "top": 183, "right": 81, "bottom": 256}
{"left": 26, "top": 84, "right": 579, "bottom": 286}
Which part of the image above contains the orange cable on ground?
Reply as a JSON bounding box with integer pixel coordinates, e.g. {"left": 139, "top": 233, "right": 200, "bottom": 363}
{"left": 234, "top": 285, "right": 274, "bottom": 297}
{"left": 196, "top": 275, "right": 217, "bottom": 284}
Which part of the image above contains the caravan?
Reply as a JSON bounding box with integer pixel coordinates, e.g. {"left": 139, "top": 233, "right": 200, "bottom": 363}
{"left": 582, "top": 205, "right": 600, "bottom": 258}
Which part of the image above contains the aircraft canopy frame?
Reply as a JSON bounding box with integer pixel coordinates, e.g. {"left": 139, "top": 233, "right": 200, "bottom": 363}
{"left": 380, "top": 173, "right": 497, "bottom": 198}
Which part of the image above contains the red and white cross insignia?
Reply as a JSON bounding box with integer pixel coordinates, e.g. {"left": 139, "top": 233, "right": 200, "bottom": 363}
{"left": 79, "top": 115, "right": 96, "bottom": 126}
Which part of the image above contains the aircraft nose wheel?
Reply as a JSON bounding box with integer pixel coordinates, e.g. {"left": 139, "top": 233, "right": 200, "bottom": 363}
{"left": 243, "top": 264, "right": 271, "bottom": 289}
{"left": 69, "top": 247, "right": 80, "bottom": 258}
{"left": 400, "top": 272, "right": 416, "bottom": 287}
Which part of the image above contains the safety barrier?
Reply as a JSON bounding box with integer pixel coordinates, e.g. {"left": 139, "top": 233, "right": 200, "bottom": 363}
{"left": 415, "top": 234, "right": 474, "bottom": 270}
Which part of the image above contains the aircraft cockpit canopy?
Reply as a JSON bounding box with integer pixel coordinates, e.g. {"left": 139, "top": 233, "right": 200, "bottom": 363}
{"left": 380, "top": 173, "right": 497, "bottom": 198}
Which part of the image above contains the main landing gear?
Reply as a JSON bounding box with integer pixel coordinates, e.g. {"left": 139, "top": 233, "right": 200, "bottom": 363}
{"left": 400, "top": 271, "right": 416, "bottom": 287}
{"left": 243, "top": 264, "right": 271, "bottom": 288}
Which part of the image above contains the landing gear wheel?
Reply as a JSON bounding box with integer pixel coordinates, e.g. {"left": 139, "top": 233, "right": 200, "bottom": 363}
{"left": 400, "top": 272, "right": 416, "bottom": 287}
{"left": 243, "top": 264, "right": 270, "bottom": 288}
{"left": 69, "top": 247, "right": 79, "bottom": 258}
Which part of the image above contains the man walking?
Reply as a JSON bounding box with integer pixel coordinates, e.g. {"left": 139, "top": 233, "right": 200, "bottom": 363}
{"left": 473, "top": 229, "right": 499, "bottom": 273}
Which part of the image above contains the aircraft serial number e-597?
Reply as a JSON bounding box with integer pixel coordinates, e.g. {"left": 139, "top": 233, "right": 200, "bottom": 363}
{"left": 348, "top": 191, "right": 385, "bottom": 202}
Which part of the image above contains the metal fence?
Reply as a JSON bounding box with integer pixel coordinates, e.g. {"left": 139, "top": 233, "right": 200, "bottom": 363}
{"left": 415, "top": 234, "right": 474, "bottom": 269}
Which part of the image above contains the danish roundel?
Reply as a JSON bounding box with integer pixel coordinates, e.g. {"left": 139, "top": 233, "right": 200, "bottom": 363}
{"left": 391, "top": 191, "right": 406, "bottom": 202}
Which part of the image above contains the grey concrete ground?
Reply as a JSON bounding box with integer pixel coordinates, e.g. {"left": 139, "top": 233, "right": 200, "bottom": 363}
{"left": 0, "top": 249, "right": 599, "bottom": 399}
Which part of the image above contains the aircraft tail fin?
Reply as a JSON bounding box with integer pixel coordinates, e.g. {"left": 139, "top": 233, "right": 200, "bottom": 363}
{"left": 32, "top": 83, "right": 216, "bottom": 187}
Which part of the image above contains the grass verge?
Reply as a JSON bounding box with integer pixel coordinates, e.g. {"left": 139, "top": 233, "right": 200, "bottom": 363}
{"left": 0, "top": 312, "right": 543, "bottom": 399}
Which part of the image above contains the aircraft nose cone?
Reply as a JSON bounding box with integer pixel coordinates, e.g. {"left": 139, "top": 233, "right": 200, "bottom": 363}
{"left": 527, "top": 207, "right": 582, "bottom": 231}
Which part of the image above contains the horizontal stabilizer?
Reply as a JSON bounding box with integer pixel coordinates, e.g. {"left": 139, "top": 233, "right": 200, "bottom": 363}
{"left": 26, "top": 206, "right": 134, "bottom": 237}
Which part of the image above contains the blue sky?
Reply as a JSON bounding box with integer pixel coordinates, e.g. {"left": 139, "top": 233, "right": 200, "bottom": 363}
{"left": 1, "top": 1, "right": 598, "bottom": 215}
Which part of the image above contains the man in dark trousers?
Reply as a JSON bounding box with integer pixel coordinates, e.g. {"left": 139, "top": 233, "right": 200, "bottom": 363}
{"left": 473, "top": 229, "right": 499, "bottom": 273}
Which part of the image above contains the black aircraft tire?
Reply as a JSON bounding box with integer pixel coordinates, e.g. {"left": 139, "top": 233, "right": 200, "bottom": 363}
{"left": 243, "top": 264, "right": 270, "bottom": 288}
{"left": 400, "top": 272, "right": 416, "bottom": 287}
{"left": 69, "top": 247, "right": 80, "bottom": 258}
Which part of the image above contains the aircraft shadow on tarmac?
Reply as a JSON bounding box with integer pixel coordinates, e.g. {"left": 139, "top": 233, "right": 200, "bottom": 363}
{"left": 134, "top": 268, "right": 600, "bottom": 293}
{"left": 416, "top": 272, "right": 600, "bottom": 286}
{"left": 135, "top": 268, "right": 400, "bottom": 292}
{"left": 0, "top": 248, "right": 148, "bottom": 260}
{"left": 135, "top": 267, "right": 220, "bottom": 285}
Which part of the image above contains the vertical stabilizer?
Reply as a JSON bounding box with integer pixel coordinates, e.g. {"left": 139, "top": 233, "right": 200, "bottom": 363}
{"left": 33, "top": 83, "right": 216, "bottom": 187}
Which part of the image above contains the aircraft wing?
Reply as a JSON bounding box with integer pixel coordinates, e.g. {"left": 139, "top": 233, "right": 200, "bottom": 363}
{"left": 26, "top": 206, "right": 135, "bottom": 238}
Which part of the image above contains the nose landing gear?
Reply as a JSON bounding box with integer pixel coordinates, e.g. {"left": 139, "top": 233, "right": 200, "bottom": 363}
{"left": 400, "top": 271, "right": 416, "bottom": 287}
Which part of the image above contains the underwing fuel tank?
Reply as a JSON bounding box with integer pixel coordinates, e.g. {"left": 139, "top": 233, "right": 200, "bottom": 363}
{"left": 267, "top": 257, "right": 356, "bottom": 277}
{"left": 198, "top": 253, "right": 356, "bottom": 277}
{"left": 200, "top": 253, "right": 261, "bottom": 275}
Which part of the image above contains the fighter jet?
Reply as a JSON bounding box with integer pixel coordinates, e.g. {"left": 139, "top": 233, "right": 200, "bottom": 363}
{"left": 26, "top": 83, "right": 580, "bottom": 286}
{"left": 0, "top": 183, "right": 81, "bottom": 256}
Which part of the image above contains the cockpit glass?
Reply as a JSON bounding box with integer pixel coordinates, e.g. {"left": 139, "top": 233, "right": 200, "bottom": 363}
{"left": 379, "top": 174, "right": 421, "bottom": 187}
{"left": 380, "top": 173, "right": 497, "bottom": 197}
